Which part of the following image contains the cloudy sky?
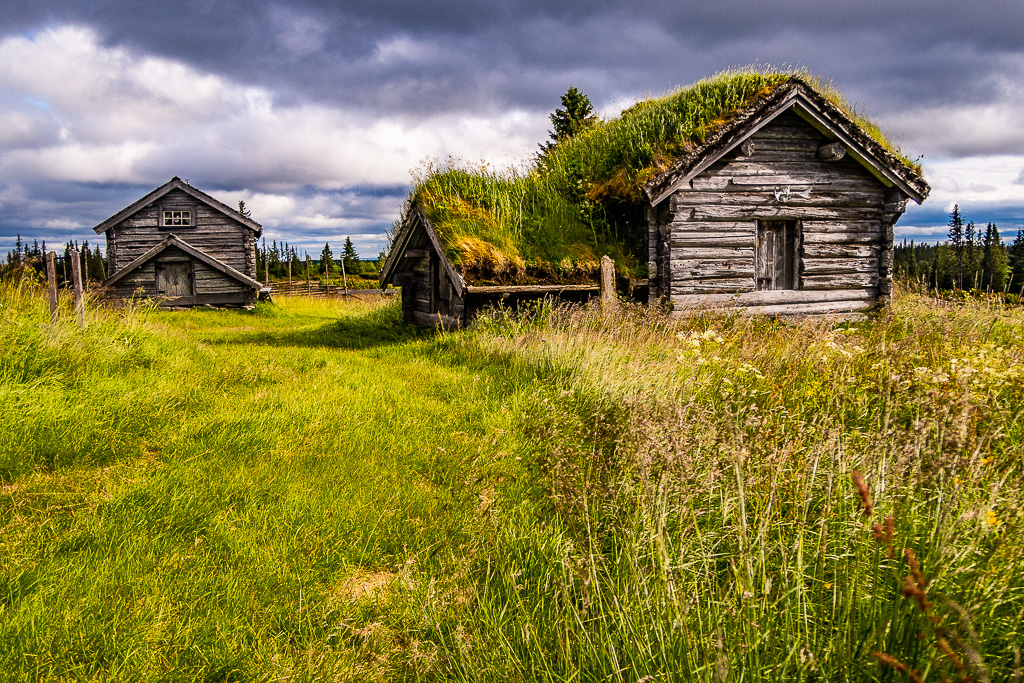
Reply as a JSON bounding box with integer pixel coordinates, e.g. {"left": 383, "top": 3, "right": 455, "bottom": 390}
{"left": 2, "top": 1, "right": 1023, "bottom": 258}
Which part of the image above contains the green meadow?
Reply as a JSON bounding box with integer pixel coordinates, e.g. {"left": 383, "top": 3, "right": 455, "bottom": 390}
{"left": 1, "top": 275, "right": 1022, "bottom": 682}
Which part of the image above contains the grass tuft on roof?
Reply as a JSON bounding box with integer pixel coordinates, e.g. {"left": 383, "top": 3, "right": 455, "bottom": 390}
{"left": 407, "top": 67, "right": 920, "bottom": 286}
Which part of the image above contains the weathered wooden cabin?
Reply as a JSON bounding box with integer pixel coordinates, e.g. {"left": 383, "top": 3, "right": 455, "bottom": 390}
{"left": 94, "top": 177, "right": 263, "bottom": 307}
{"left": 380, "top": 206, "right": 600, "bottom": 326}
{"left": 641, "top": 79, "right": 928, "bottom": 316}
{"left": 381, "top": 75, "right": 929, "bottom": 325}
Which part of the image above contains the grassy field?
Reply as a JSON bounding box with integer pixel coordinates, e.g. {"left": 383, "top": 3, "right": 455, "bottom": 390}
{"left": 1, "top": 276, "right": 1022, "bottom": 681}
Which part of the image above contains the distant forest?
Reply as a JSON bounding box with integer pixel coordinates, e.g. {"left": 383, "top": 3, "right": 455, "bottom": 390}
{"left": 0, "top": 235, "right": 386, "bottom": 285}
{"left": 894, "top": 205, "right": 1024, "bottom": 295}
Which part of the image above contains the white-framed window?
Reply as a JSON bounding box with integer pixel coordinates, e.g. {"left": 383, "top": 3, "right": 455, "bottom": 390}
{"left": 163, "top": 210, "right": 191, "bottom": 226}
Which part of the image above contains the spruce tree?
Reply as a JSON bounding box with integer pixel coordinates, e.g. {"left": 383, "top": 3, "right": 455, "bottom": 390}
{"left": 980, "top": 223, "right": 1005, "bottom": 290}
{"left": 1008, "top": 228, "right": 1024, "bottom": 295}
{"left": 342, "top": 237, "right": 359, "bottom": 274}
{"left": 541, "top": 86, "right": 597, "bottom": 152}
{"left": 948, "top": 204, "right": 964, "bottom": 289}
{"left": 320, "top": 243, "right": 335, "bottom": 274}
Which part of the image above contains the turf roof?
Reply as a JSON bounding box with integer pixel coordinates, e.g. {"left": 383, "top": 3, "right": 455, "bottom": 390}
{"left": 405, "top": 68, "right": 923, "bottom": 286}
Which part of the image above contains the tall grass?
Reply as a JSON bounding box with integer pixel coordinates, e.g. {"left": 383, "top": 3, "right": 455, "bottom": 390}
{"left": 2, "top": 275, "right": 1020, "bottom": 681}
{"left": 411, "top": 67, "right": 921, "bottom": 285}
{"left": 418, "top": 290, "right": 1024, "bottom": 681}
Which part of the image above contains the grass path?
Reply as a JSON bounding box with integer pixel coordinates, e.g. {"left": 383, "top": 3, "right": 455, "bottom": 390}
{"left": 1, "top": 296, "right": 549, "bottom": 681}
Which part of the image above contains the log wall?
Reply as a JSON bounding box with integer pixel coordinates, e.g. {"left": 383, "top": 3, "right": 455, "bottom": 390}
{"left": 397, "top": 251, "right": 466, "bottom": 328}
{"left": 107, "top": 189, "right": 256, "bottom": 278}
{"left": 651, "top": 110, "right": 902, "bottom": 316}
{"left": 108, "top": 246, "right": 254, "bottom": 307}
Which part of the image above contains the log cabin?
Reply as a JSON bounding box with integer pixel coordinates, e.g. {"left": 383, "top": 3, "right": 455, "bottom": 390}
{"left": 381, "top": 73, "right": 929, "bottom": 326}
{"left": 94, "top": 177, "right": 263, "bottom": 308}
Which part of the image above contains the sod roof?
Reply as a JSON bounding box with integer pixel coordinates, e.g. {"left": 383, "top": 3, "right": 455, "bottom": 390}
{"left": 395, "top": 69, "right": 927, "bottom": 287}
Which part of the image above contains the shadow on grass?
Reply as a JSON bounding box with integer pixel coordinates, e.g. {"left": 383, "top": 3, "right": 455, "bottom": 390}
{"left": 197, "top": 305, "right": 437, "bottom": 351}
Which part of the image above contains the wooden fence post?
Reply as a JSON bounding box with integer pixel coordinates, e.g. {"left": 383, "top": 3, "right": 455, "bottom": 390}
{"left": 288, "top": 259, "right": 292, "bottom": 285}
{"left": 46, "top": 251, "right": 59, "bottom": 322}
{"left": 82, "top": 248, "right": 89, "bottom": 287}
{"left": 600, "top": 255, "right": 615, "bottom": 306}
{"left": 341, "top": 260, "right": 348, "bottom": 296}
{"left": 306, "top": 256, "right": 311, "bottom": 293}
{"left": 70, "top": 248, "right": 85, "bottom": 328}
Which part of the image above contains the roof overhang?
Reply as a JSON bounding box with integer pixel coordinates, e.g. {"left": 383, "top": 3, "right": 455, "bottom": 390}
{"left": 103, "top": 233, "right": 262, "bottom": 290}
{"left": 644, "top": 79, "right": 930, "bottom": 207}
{"left": 93, "top": 176, "right": 263, "bottom": 236}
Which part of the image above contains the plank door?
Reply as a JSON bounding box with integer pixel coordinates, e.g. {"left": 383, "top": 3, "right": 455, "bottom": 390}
{"left": 429, "top": 251, "right": 450, "bottom": 316}
{"left": 155, "top": 261, "right": 193, "bottom": 297}
{"left": 756, "top": 220, "right": 798, "bottom": 290}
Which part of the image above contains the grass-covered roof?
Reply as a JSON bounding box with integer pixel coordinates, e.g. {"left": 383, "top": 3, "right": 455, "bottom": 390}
{"left": 405, "top": 68, "right": 922, "bottom": 286}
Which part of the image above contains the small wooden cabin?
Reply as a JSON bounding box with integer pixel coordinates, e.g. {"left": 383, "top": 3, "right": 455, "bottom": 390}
{"left": 380, "top": 207, "right": 599, "bottom": 327}
{"left": 94, "top": 177, "right": 263, "bottom": 307}
{"left": 381, "top": 76, "right": 929, "bottom": 325}
{"left": 641, "top": 79, "right": 929, "bottom": 316}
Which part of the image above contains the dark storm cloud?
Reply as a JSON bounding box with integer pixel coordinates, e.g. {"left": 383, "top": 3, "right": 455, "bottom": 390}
{"left": 2, "top": 1, "right": 1023, "bottom": 256}
{"left": 4, "top": 0, "right": 1022, "bottom": 119}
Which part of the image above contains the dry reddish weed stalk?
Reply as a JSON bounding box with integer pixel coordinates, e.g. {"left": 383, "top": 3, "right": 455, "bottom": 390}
{"left": 853, "top": 472, "right": 981, "bottom": 683}
{"left": 852, "top": 470, "right": 873, "bottom": 516}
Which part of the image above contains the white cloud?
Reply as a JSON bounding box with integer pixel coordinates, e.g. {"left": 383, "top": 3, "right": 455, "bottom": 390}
{"left": 0, "top": 25, "right": 547, "bottom": 191}
{"left": 920, "top": 155, "right": 1024, "bottom": 211}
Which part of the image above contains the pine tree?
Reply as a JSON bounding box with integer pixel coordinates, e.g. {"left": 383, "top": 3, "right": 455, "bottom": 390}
{"left": 541, "top": 86, "right": 597, "bottom": 152}
{"left": 948, "top": 204, "right": 964, "bottom": 289}
{"left": 342, "top": 237, "right": 359, "bottom": 274}
{"left": 320, "top": 243, "right": 335, "bottom": 274}
{"left": 907, "top": 240, "right": 919, "bottom": 281}
{"left": 979, "top": 223, "right": 1006, "bottom": 290}
{"left": 1008, "top": 228, "right": 1024, "bottom": 295}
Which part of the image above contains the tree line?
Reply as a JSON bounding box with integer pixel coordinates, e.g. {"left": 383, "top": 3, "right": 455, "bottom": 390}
{"left": 894, "top": 205, "right": 1024, "bottom": 294}
{"left": 2, "top": 233, "right": 387, "bottom": 286}
{"left": 1, "top": 235, "right": 106, "bottom": 286}
{"left": 255, "top": 237, "right": 387, "bottom": 282}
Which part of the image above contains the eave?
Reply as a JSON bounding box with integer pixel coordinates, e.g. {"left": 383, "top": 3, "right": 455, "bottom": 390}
{"left": 643, "top": 78, "right": 930, "bottom": 207}
{"left": 93, "top": 176, "right": 263, "bottom": 236}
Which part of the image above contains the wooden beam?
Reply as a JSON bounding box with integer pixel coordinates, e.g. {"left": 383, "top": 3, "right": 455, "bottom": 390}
{"left": 70, "top": 248, "right": 84, "bottom": 328}
{"left": 465, "top": 283, "right": 598, "bottom": 294}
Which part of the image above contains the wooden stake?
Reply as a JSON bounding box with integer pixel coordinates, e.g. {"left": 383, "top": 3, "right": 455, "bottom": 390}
{"left": 341, "top": 259, "right": 348, "bottom": 296}
{"left": 70, "top": 248, "right": 85, "bottom": 327}
{"left": 46, "top": 250, "right": 58, "bottom": 322}
{"left": 600, "top": 255, "right": 615, "bottom": 305}
{"left": 306, "top": 255, "right": 311, "bottom": 293}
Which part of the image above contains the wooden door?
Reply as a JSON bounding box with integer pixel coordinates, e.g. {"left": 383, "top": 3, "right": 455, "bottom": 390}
{"left": 429, "top": 251, "right": 450, "bottom": 316}
{"left": 756, "top": 220, "right": 798, "bottom": 290}
{"left": 155, "top": 261, "right": 193, "bottom": 297}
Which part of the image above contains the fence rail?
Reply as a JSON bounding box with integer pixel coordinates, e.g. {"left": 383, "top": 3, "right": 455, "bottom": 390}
{"left": 267, "top": 281, "right": 393, "bottom": 298}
